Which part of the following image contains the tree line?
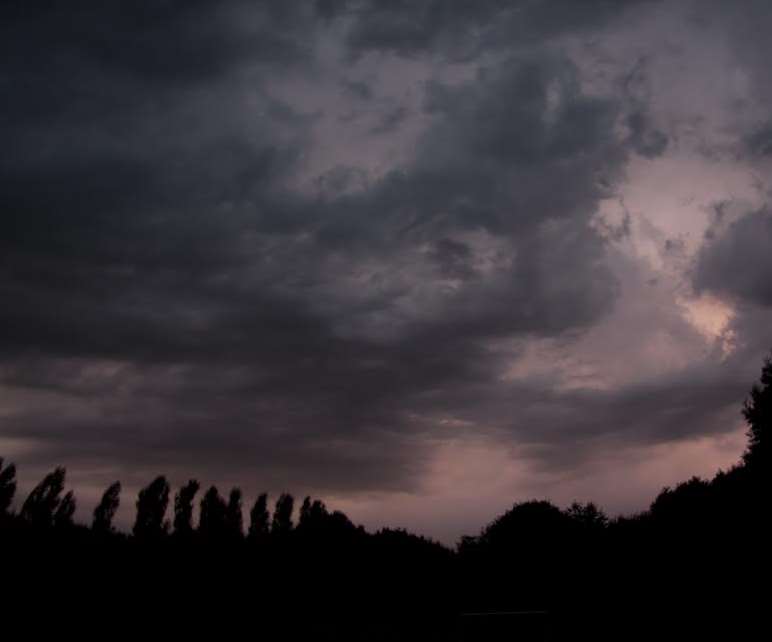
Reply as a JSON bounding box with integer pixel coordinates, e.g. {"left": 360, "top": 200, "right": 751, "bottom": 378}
{"left": 1, "top": 352, "right": 769, "bottom": 641}
{"left": 2, "top": 351, "right": 768, "bottom": 545}
{"left": 0, "top": 460, "right": 366, "bottom": 545}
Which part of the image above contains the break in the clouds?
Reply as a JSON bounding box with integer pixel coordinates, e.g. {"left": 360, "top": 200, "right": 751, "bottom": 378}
{"left": 2, "top": 0, "right": 771, "bottom": 543}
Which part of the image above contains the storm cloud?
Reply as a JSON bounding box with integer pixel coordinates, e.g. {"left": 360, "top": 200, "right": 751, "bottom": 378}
{"left": 695, "top": 210, "right": 772, "bottom": 307}
{"left": 2, "top": 0, "right": 770, "bottom": 541}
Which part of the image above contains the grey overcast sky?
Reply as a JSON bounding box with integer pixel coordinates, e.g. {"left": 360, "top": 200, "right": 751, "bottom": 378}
{"left": 2, "top": 0, "right": 772, "bottom": 543}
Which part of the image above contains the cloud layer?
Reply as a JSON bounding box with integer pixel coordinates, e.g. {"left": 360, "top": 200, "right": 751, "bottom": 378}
{"left": 2, "top": 0, "right": 771, "bottom": 541}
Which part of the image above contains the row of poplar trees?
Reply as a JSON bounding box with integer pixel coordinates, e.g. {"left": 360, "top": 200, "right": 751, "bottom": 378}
{"left": 0, "top": 461, "right": 330, "bottom": 542}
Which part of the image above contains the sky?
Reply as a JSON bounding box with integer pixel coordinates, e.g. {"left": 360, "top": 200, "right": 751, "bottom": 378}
{"left": 2, "top": 0, "right": 772, "bottom": 544}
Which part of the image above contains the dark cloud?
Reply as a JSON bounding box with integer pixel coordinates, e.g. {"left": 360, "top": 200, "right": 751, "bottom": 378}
{"left": 333, "top": 0, "right": 655, "bottom": 60}
{"left": 429, "top": 239, "right": 476, "bottom": 280}
{"left": 694, "top": 210, "right": 772, "bottom": 307}
{"left": 1, "top": 1, "right": 315, "bottom": 87}
{"left": 744, "top": 124, "right": 772, "bottom": 157}
{"left": 1, "top": 13, "right": 627, "bottom": 495}
{"left": 341, "top": 78, "right": 374, "bottom": 101}
{"left": 446, "top": 366, "right": 745, "bottom": 473}
{"left": 369, "top": 105, "right": 409, "bottom": 134}
{"left": 1, "top": 0, "right": 759, "bottom": 533}
{"left": 626, "top": 111, "right": 669, "bottom": 158}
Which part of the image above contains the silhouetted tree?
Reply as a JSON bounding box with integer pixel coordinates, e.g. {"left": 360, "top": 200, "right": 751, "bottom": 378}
{"left": 742, "top": 352, "right": 772, "bottom": 470}
{"left": 133, "top": 476, "right": 170, "bottom": 540}
{"left": 225, "top": 487, "right": 243, "bottom": 539}
{"left": 92, "top": 481, "right": 121, "bottom": 534}
{"left": 20, "top": 466, "right": 66, "bottom": 528}
{"left": 54, "top": 490, "right": 76, "bottom": 527}
{"left": 272, "top": 493, "right": 294, "bottom": 536}
{"left": 248, "top": 493, "right": 270, "bottom": 540}
{"left": 477, "top": 500, "right": 571, "bottom": 548}
{"left": 199, "top": 486, "right": 227, "bottom": 539}
{"left": 299, "top": 495, "right": 313, "bottom": 526}
{"left": 566, "top": 502, "right": 608, "bottom": 530}
{"left": 298, "top": 496, "right": 329, "bottom": 533}
{"left": 466, "top": 499, "right": 574, "bottom": 585}
{"left": 650, "top": 476, "right": 712, "bottom": 529}
{"left": 173, "top": 479, "right": 200, "bottom": 537}
{"left": 0, "top": 458, "right": 16, "bottom": 516}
